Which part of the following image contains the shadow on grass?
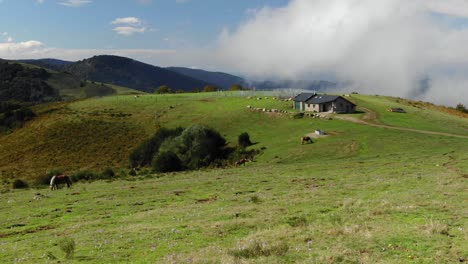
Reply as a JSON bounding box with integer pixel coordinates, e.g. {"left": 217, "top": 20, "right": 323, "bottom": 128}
{"left": 75, "top": 256, "right": 97, "bottom": 262}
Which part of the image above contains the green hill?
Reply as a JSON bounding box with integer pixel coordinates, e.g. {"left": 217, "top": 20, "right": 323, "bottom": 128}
{"left": 0, "top": 92, "right": 466, "bottom": 263}
{"left": 64, "top": 55, "right": 210, "bottom": 92}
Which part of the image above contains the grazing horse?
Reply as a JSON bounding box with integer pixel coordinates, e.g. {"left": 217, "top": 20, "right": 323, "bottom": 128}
{"left": 235, "top": 158, "right": 249, "bottom": 166}
{"left": 50, "top": 174, "right": 72, "bottom": 190}
{"left": 301, "top": 136, "right": 312, "bottom": 145}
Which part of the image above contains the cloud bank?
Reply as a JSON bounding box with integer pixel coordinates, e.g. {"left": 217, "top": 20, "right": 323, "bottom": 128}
{"left": 216, "top": 0, "right": 468, "bottom": 105}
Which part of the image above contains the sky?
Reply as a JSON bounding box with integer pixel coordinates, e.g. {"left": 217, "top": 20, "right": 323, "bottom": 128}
{"left": 1, "top": 0, "right": 468, "bottom": 105}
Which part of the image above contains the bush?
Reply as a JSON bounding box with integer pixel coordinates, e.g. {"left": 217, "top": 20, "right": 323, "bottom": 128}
{"left": 71, "top": 170, "right": 98, "bottom": 182}
{"left": 293, "top": 112, "right": 304, "bottom": 119}
{"left": 455, "top": 103, "right": 467, "bottom": 113}
{"left": 152, "top": 151, "right": 183, "bottom": 172}
{"left": 155, "top": 85, "right": 172, "bottom": 94}
{"left": 162, "top": 124, "right": 227, "bottom": 170}
{"left": 129, "top": 127, "right": 183, "bottom": 168}
{"left": 101, "top": 168, "right": 115, "bottom": 179}
{"left": 229, "top": 84, "right": 243, "bottom": 91}
{"left": 12, "top": 179, "right": 28, "bottom": 189}
{"left": 238, "top": 132, "right": 252, "bottom": 148}
{"left": 58, "top": 237, "right": 75, "bottom": 259}
{"left": 202, "top": 85, "right": 218, "bottom": 92}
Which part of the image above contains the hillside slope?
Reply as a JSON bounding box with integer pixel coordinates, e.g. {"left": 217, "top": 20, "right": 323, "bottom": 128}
{"left": 167, "top": 67, "right": 245, "bottom": 89}
{"left": 65, "top": 55, "right": 209, "bottom": 92}
{"left": 0, "top": 92, "right": 466, "bottom": 179}
{"left": 17, "top": 58, "right": 73, "bottom": 72}
{"left": 0, "top": 92, "right": 467, "bottom": 263}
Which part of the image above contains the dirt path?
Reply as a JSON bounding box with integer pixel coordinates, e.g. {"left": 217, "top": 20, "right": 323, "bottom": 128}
{"left": 335, "top": 110, "right": 468, "bottom": 139}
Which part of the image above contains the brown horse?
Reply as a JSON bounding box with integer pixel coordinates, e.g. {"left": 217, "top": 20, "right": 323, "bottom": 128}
{"left": 235, "top": 158, "right": 251, "bottom": 166}
{"left": 50, "top": 174, "right": 72, "bottom": 190}
{"left": 301, "top": 136, "right": 312, "bottom": 145}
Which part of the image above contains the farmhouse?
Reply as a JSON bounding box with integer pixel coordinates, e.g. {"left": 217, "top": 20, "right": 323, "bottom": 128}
{"left": 293, "top": 93, "right": 356, "bottom": 113}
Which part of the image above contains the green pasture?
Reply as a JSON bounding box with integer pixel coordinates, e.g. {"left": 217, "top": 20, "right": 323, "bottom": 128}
{"left": 0, "top": 92, "right": 467, "bottom": 263}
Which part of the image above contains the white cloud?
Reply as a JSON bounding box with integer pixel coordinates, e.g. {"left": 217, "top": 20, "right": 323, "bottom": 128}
{"left": 113, "top": 26, "right": 146, "bottom": 36}
{"left": 215, "top": 0, "right": 468, "bottom": 105}
{"left": 0, "top": 40, "right": 45, "bottom": 57}
{"left": 36, "top": 0, "right": 45, "bottom": 4}
{"left": 426, "top": 0, "right": 468, "bottom": 18}
{"left": 111, "top": 17, "right": 146, "bottom": 36}
{"left": 111, "top": 17, "right": 141, "bottom": 26}
{"left": 58, "top": 0, "right": 92, "bottom": 7}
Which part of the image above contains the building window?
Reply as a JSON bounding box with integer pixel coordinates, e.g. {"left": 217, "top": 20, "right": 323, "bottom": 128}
{"left": 307, "top": 104, "right": 310, "bottom": 107}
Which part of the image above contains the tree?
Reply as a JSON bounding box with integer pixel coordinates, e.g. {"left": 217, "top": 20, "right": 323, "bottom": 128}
{"left": 455, "top": 103, "right": 467, "bottom": 113}
{"left": 238, "top": 132, "right": 253, "bottom": 148}
{"left": 155, "top": 85, "right": 172, "bottom": 94}
{"left": 160, "top": 124, "right": 227, "bottom": 170}
{"left": 202, "top": 85, "right": 218, "bottom": 92}
{"left": 229, "top": 84, "right": 243, "bottom": 91}
{"left": 152, "top": 151, "right": 183, "bottom": 172}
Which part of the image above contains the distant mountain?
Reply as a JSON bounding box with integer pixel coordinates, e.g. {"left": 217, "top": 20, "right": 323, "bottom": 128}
{"left": 65, "top": 55, "right": 209, "bottom": 92}
{"left": 17, "top": 58, "right": 73, "bottom": 71}
{"left": 167, "top": 67, "right": 245, "bottom": 89}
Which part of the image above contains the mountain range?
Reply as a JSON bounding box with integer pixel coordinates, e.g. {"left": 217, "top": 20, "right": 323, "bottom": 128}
{"left": 7, "top": 55, "right": 337, "bottom": 98}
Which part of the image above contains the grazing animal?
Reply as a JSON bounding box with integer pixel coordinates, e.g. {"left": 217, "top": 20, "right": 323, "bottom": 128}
{"left": 235, "top": 158, "right": 249, "bottom": 166}
{"left": 50, "top": 174, "right": 72, "bottom": 190}
{"left": 301, "top": 136, "right": 312, "bottom": 145}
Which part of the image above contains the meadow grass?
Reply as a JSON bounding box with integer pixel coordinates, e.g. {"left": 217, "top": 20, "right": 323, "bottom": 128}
{"left": 0, "top": 92, "right": 467, "bottom": 263}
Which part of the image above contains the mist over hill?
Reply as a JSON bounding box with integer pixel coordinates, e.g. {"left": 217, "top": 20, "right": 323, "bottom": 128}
{"left": 167, "top": 67, "right": 245, "bottom": 89}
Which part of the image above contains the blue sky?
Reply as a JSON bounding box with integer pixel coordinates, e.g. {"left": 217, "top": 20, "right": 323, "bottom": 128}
{"left": 0, "top": 0, "right": 288, "bottom": 50}
{"left": 1, "top": 0, "right": 468, "bottom": 105}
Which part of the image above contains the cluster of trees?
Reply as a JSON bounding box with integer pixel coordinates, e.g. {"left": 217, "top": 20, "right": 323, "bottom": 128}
{"left": 0, "top": 101, "right": 35, "bottom": 132}
{"left": 0, "top": 62, "right": 58, "bottom": 102}
{"left": 455, "top": 103, "right": 467, "bottom": 113}
{"left": 130, "top": 125, "right": 254, "bottom": 173}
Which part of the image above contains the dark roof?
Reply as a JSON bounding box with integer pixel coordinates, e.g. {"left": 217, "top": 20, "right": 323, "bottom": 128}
{"left": 306, "top": 95, "right": 356, "bottom": 105}
{"left": 293, "top": 93, "right": 316, "bottom": 102}
{"left": 305, "top": 95, "right": 340, "bottom": 104}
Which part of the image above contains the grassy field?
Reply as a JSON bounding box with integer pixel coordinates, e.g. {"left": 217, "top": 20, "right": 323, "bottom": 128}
{"left": 0, "top": 92, "right": 467, "bottom": 263}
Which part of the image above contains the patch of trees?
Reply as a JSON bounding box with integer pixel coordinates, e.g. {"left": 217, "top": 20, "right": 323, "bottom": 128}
{"left": 455, "top": 103, "right": 467, "bottom": 113}
{"left": 202, "top": 85, "right": 219, "bottom": 92}
{"left": 0, "top": 101, "right": 35, "bottom": 132}
{"left": 0, "top": 62, "right": 58, "bottom": 102}
{"left": 130, "top": 125, "right": 257, "bottom": 173}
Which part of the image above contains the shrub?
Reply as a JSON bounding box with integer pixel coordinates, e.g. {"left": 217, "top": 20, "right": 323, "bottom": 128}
{"left": 152, "top": 151, "right": 183, "bottom": 172}
{"left": 129, "top": 127, "right": 183, "bottom": 168}
{"left": 71, "top": 170, "right": 98, "bottom": 182}
{"left": 155, "top": 85, "right": 172, "bottom": 94}
{"left": 238, "top": 132, "right": 252, "bottom": 148}
{"left": 101, "top": 168, "right": 115, "bottom": 179}
{"left": 455, "top": 103, "right": 467, "bottom": 113}
{"left": 12, "top": 179, "right": 28, "bottom": 189}
{"left": 229, "top": 84, "right": 243, "bottom": 91}
{"left": 202, "top": 85, "right": 218, "bottom": 92}
{"left": 58, "top": 237, "right": 75, "bottom": 259}
{"left": 162, "top": 124, "right": 227, "bottom": 170}
{"left": 293, "top": 112, "right": 304, "bottom": 119}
